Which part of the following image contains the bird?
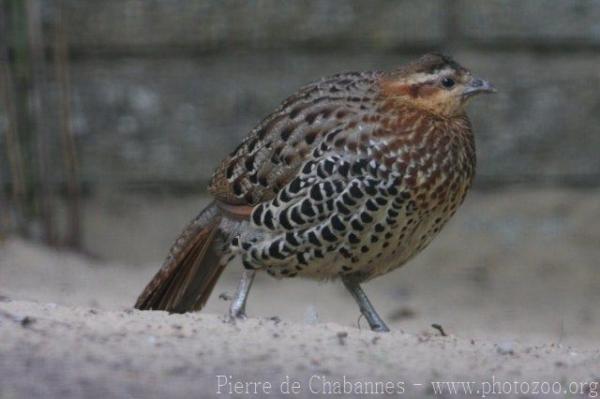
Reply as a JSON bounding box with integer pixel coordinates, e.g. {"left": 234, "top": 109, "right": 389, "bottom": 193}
{"left": 135, "top": 53, "right": 495, "bottom": 332}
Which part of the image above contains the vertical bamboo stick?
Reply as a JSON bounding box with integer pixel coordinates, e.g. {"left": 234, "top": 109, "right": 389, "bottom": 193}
{"left": 0, "top": 141, "right": 8, "bottom": 237}
{"left": 25, "top": 0, "right": 56, "bottom": 245}
{"left": 0, "top": 2, "right": 27, "bottom": 237}
{"left": 54, "top": 1, "right": 82, "bottom": 249}
{"left": 0, "top": 170, "right": 7, "bottom": 239}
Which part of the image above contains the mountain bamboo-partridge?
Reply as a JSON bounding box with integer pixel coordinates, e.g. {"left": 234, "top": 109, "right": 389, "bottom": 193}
{"left": 135, "top": 53, "right": 495, "bottom": 332}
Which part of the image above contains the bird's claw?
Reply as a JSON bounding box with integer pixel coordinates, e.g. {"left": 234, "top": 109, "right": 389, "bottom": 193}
{"left": 226, "top": 308, "right": 247, "bottom": 323}
{"left": 371, "top": 324, "right": 390, "bottom": 333}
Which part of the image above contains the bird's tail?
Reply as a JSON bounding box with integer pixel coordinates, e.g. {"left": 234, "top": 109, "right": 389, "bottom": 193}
{"left": 135, "top": 201, "right": 229, "bottom": 313}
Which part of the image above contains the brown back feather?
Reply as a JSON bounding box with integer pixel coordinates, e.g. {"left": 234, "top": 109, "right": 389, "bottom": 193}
{"left": 208, "top": 71, "right": 383, "bottom": 206}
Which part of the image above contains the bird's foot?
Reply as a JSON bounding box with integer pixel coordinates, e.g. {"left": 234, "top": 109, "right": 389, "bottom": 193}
{"left": 225, "top": 270, "right": 255, "bottom": 324}
{"left": 342, "top": 276, "right": 391, "bottom": 333}
{"left": 370, "top": 323, "right": 390, "bottom": 333}
{"left": 226, "top": 306, "right": 248, "bottom": 323}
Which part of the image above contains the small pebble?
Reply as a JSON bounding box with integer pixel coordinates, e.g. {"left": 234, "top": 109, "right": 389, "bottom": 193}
{"left": 337, "top": 331, "right": 348, "bottom": 346}
{"left": 20, "top": 316, "right": 35, "bottom": 327}
{"left": 431, "top": 323, "right": 447, "bottom": 337}
{"left": 218, "top": 292, "right": 232, "bottom": 301}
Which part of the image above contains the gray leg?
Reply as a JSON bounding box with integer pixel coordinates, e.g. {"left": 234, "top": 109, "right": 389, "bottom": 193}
{"left": 228, "top": 270, "right": 255, "bottom": 321}
{"left": 342, "top": 276, "right": 390, "bottom": 333}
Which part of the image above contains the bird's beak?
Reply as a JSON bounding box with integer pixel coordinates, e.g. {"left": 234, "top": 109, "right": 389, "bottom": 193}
{"left": 462, "top": 77, "right": 496, "bottom": 99}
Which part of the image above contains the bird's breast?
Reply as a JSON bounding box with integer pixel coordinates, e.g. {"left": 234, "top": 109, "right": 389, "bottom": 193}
{"left": 379, "top": 112, "right": 475, "bottom": 211}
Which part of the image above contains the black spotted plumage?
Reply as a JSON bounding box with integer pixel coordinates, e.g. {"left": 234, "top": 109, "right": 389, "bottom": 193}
{"left": 136, "top": 54, "right": 492, "bottom": 334}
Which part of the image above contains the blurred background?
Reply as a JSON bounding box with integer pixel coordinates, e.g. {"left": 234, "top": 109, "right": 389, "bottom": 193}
{"left": 1, "top": 0, "right": 599, "bottom": 347}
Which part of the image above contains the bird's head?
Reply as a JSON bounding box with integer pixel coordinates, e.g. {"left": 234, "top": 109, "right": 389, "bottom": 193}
{"left": 381, "top": 53, "right": 495, "bottom": 118}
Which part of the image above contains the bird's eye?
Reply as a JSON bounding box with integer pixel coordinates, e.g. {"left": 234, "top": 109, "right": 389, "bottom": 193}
{"left": 441, "top": 77, "right": 455, "bottom": 88}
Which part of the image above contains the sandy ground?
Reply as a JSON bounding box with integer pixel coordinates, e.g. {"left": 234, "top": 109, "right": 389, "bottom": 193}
{"left": 1, "top": 299, "right": 599, "bottom": 399}
{"left": 1, "top": 188, "right": 600, "bottom": 398}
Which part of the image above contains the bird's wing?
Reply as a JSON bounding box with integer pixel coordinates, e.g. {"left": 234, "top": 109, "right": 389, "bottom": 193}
{"left": 208, "top": 71, "right": 384, "bottom": 207}
{"left": 236, "top": 147, "right": 403, "bottom": 273}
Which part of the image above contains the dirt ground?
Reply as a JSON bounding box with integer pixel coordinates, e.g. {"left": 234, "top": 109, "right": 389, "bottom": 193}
{"left": 1, "top": 188, "right": 600, "bottom": 398}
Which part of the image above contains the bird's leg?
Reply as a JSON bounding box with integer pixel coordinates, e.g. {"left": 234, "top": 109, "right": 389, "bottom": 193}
{"left": 227, "top": 270, "right": 255, "bottom": 321}
{"left": 342, "top": 276, "right": 390, "bottom": 333}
